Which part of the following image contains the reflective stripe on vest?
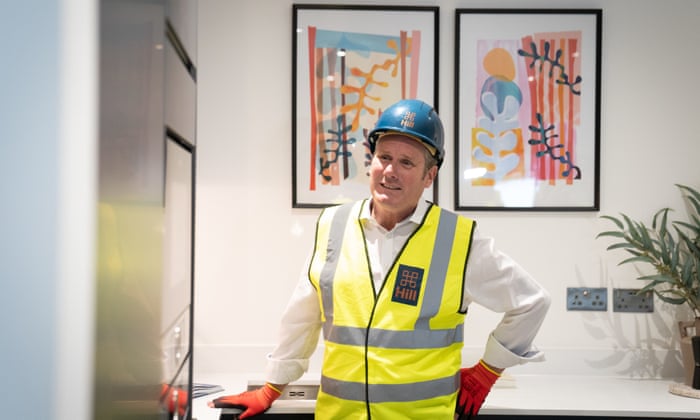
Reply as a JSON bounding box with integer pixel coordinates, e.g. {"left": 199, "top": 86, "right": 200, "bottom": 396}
{"left": 309, "top": 200, "right": 474, "bottom": 418}
{"left": 321, "top": 374, "right": 458, "bottom": 402}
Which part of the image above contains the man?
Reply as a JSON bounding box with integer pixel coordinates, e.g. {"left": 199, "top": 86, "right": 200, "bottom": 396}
{"left": 210, "top": 99, "right": 550, "bottom": 419}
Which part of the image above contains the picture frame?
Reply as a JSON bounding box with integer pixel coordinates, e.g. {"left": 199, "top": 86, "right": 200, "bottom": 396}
{"left": 455, "top": 9, "right": 602, "bottom": 211}
{"left": 292, "top": 4, "right": 439, "bottom": 208}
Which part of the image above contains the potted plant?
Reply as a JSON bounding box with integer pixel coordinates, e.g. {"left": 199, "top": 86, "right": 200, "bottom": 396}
{"left": 597, "top": 184, "right": 700, "bottom": 389}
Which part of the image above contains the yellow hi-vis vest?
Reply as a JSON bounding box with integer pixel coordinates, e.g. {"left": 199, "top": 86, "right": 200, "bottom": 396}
{"left": 308, "top": 200, "right": 475, "bottom": 419}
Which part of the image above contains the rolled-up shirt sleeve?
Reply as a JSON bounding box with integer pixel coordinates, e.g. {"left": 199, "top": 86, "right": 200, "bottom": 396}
{"left": 463, "top": 227, "right": 551, "bottom": 369}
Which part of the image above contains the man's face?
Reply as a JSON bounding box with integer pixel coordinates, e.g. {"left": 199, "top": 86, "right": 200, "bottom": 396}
{"left": 369, "top": 134, "right": 437, "bottom": 219}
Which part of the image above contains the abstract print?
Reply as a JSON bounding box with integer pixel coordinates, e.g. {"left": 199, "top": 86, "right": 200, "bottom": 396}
{"left": 303, "top": 27, "right": 425, "bottom": 193}
{"left": 471, "top": 31, "right": 583, "bottom": 187}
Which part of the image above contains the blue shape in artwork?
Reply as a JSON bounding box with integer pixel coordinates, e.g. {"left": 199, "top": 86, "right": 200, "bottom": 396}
{"left": 315, "top": 29, "right": 401, "bottom": 55}
{"left": 480, "top": 77, "right": 522, "bottom": 120}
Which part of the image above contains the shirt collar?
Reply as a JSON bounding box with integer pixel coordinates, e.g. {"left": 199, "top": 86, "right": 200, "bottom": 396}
{"left": 360, "top": 198, "right": 431, "bottom": 228}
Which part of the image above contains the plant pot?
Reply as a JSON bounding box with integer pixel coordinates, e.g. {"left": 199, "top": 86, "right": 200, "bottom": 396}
{"left": 678, "top": 318, "right": 700, "bottom": 389}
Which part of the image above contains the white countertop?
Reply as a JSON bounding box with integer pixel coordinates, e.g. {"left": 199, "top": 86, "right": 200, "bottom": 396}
{"left": 192, "top": 373, "right": 700, "bottom": 419}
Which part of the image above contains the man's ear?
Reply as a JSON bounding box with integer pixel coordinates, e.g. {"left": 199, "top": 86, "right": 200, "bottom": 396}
{"left": 424, "top": 165, "right": 438, "bottom": 187}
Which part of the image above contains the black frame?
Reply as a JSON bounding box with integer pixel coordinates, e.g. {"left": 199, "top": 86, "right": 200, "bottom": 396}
{"left": 292, "top": 4, "right": 440, "bottom": 208}
{"left": 454, "top": 9, "right": 602, "bottom": 211}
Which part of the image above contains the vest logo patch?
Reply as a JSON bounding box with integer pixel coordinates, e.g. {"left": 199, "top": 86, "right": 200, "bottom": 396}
{"left": 392, "top": 264, "right": 424, "bottom": 306}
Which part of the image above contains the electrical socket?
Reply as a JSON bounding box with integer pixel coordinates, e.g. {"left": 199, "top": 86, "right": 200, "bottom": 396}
{"left": 566, "top": 287, "right": 608, "bottom": 311}
{"left": 613, "top": 288, "right": 654, "bottom": 313}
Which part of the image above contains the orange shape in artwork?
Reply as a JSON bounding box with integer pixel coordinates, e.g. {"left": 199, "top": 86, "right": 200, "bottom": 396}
{"left": 483, "top": 48, "right": 515, "bottom": 81}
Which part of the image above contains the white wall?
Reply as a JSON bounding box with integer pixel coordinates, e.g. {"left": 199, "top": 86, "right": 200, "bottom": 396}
{"left": 195, "top": 0, "right": 700, "bottom": 379}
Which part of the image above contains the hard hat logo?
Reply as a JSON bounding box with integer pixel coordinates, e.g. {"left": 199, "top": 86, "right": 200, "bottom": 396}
{"left": 400, "top": 111, "right": 416, "bottom": 129}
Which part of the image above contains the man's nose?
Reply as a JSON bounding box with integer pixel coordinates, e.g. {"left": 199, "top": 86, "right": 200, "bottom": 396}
{"left": 383, "top": 163, "right": 397, "bottom": 176}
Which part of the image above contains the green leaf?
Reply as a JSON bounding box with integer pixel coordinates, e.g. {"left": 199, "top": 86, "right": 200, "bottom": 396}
{"left": 670, "top": 240, "right": 679, "bottom": 272}
{"left": 638, "top": 273, "right": 676, "bottom": 284}
{"left": 690, "top": 214, "right": 700, "bottom": 229}
{"left": 635, "top": 280, "right": 663, "bottom": 289}
{"left": 639, "top": 282, "right": 663, "bottom": 294}
{"left": 607, "top": 243, "right": 633, "bottom": 251}
{"left": 600, "top": 215, "right": 624, "bottom": 230}
{"left": 675, "top": 221, "right": 700, "bottom": 237}
{"left": 681, "top": 258, "right": 694, "bottom": 288}
{"left": 657, "top": 294, "right": 687, "bottom": 305}
{"left": 652, "top": 208, "right": 670, "bottom": 233}
{"left": 638, "top": 223, "right": 655, "bottom": 251}
{"left": 596, "top": 231, "right": 626, "bottom": 239}
{"left": 677, "top": 184, "right": 700, "bottom": 215}
{"left": 619, "top": 255, "right": 655, "bottom": 265}
{"left": 676, "top": 227, "right": 700, "bottom": 256}
{"left": 625, "top": 249, "right": 643, "bottom": 257}
{"left": 674, "top": 219, "right": 698, "bottom": 230}
{"left": 622, "top": 214, "right": 641, "bottom": 241}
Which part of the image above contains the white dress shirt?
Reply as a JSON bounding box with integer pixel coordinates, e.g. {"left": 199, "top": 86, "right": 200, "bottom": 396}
{"left": 264, "top": 199, "right": 551, "bottom": 385}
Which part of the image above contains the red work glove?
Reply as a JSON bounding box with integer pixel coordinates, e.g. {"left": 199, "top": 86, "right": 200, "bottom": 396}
{"left": 160, "top": 384, "right": 188, "bottom": 417}
{"left": 456, "top": 360, "right": 501, "bottom": 419}
{"left": 209, "top": 383, "right": 282, "bottom": 419}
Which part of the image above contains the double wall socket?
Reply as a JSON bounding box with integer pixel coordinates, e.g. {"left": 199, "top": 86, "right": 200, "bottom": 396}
{"left": 613, "top": 288, "right": 654, "bottom": 312}
{"left": 566, "top": 287, "right": 608, "bottom": 311}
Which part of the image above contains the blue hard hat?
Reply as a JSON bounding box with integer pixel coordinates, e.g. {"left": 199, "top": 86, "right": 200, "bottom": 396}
{"left": 367, "top": 99, "right": 445, "bottom": 167}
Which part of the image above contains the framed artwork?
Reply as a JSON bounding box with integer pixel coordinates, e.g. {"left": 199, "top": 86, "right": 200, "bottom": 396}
{"left": 292, "top": 4, "right": 439, "bottom": 208}
{"left": 455, "top": 9, "right": 602, "bottom": 211}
